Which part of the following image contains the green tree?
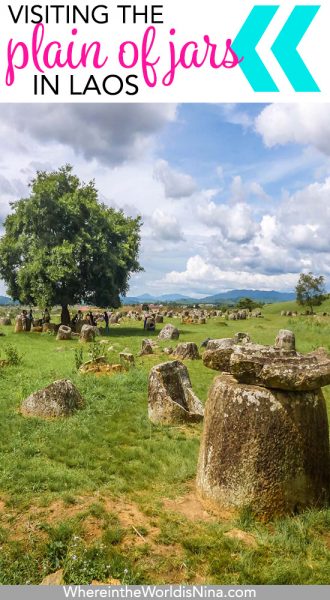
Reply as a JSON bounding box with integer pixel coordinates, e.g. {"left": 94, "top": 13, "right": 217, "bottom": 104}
{"left": 295, "top": 272, "right": 326, "bottom": 314}
{"left": 236, "top": 297, "right": 262, "bottom": 311}
{"left": 0, "top": 165, "right": 142, "bottom": 324}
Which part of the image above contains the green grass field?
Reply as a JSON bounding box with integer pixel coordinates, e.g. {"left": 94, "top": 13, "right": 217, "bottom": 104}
{"left": 0, "top": 302, "right": 330, "bottom": 585}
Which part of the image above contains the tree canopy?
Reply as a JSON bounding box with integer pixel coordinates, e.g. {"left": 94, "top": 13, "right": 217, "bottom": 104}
{"left": 0, "top": 165, "right": 142, "bottom": 319}
{"left": 295, "top": 272, "right": 326, "bottom": 313}
{"left": 236, "top": 297, "right": 262, "bottom": 311}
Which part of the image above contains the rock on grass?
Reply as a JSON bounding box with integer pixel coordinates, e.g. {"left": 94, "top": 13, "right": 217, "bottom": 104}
{"left": 21, "top": 379, "right": 84, "bottom": 418}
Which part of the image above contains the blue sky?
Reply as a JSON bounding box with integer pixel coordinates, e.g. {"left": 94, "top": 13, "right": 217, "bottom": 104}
{"left": 0, "top": 102, "right": 329, "bottom": 297}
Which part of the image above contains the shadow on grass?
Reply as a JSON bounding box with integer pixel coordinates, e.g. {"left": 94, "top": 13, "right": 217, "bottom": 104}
{"left": 104, "top": 327, "right": 158, "bottom": 339}
{"left": 103, "top": 326, "right": 195, "bottom": 339}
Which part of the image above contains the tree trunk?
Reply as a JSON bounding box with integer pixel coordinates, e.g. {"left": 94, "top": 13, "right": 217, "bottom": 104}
{"left": 61, "top": 304, "right": 71, "bottom": 326}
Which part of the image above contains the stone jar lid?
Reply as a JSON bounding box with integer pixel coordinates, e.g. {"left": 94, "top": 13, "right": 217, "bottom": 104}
{"left": 230, "top": 344, "right": 330, "bottom": 391}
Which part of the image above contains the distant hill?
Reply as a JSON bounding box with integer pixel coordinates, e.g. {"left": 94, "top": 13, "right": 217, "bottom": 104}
{"left": 122, "top": 293, "right": 195, "bottom": 304}
{"left": 122, "top": 290, "right": 296, "bottom": 305}
{"left": 0, "top": 295, "right": 17, "bottom": 306}
{"left": 199, "top": 290, "right": 296, "bottom": 304}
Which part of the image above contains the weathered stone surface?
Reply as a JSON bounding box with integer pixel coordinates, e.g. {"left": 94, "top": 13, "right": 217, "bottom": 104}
{"left": 79, "top": 324, "right": 96, "bottom": 343}
{"left": 158, "top": 323, "right": 180, "bottom": 340}
{"left": 80, "top": 356, "right": 107, "bottom": 372}
{"left": 155, "top": 315, "right": 164, "bottom": 323}
{"left": 41, "top": 569, "right": 64, "bottom": 585}
{"left": 42, "top": 322, "right": 56, "bottom": 333}
{"left": 139, "top": 339, "right": 153, "bottom": 356}
{"left": 15, "top": 315, "right": 23, "bottom": 333}
{"left": 148, "top": 360, "right": 204, "bottom": 424}
{"left": 203, "top": 338, "right": 236, "bottom": 372}
{"left": 275, "top": 329, "right": 296, "bottom": 352}
{"left": 0, "top": 317, "right": 11, "bottom": 326}
{"left": 119, "top": 352, "right": 135, "bottom": 367}
{"left": 74, "top": 320, "right": 84, "bottom": 333}
{"left": 56, "top": 325, "right": 72, "bottom": 341}
{"left": 80, "top": 357, "right": 124, "bottom": 375}
{"left": 196, "top": 374, "right": 330, "bottom": 518}
{"left": 145, "top": 317, "right": 156, "bottom": 331}
{"left": 234, "top": 332, "right": 251, "bottom": 344}
{"left": 163, "top": 347, "right": 174, "bottom": 355}
{"left": 174, "top": 342, "right": 200, "bottom": 360}
{"left": 110, "top": 314, "right": 120, "bottom": 324}
{"left": 21, "top": 379, "right": 84, "bottom": 418}
{"left": 237, "top": 310, "right": 248, "bottom": 320}
{"left": 230, "top": 344, "right": 330, "bottom": 391}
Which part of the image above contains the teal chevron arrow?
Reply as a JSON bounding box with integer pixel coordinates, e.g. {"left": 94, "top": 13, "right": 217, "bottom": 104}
{"left": 271, "top": 5, "right": 320, "bottom": 92}
{"left": 232, "top": 5, "right": 280, "bottom": 92}
{"left": 233, "top": 5, "right": 321, "bottom": 93}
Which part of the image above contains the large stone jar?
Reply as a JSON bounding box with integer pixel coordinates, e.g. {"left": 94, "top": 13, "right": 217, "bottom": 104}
{"left": 197, "top": 374, "right": 330, "bottom": 518}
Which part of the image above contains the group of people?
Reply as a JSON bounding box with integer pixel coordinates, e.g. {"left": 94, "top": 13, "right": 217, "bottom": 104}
{"left": 20, "top": 308, "right": 51, "bottom": 331}
{"left": 18, "top": 307, "right": 112, "bottom": 332}
{"left": 71, "top": 310, "right": 110, "bottom": 332}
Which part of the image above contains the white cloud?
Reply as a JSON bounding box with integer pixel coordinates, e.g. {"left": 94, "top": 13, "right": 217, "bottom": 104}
{"left": 229, "top": 175, "right": 269, "bottom": 203}
{"left": 221, "top": 104, "right": 254, "bottom": 129}
{"left": 197, "top": 200, "right": 258, "bottom": 243}
{"left": 154, "top": 171, "right": 330, "bottom": 294}
{"left": 163, "top": 255, "right": 298, "bottom": 292}
{"left": 150, "top": 209, "right": 184, "bottom": 242}
{"left": 249, "top": 181, "right": 268, "bottom": 199}
{"left": 255, "top": 104, "right": 330, "bottom": 155}
{"left": 153, "top": 159, "right": 197, "bottom": 198}
{"left": 274, "top": 178, "right": 330, "bottom": 253}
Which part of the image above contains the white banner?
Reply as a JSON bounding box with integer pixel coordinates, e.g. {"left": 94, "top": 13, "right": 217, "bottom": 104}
{"left": 0, "top": 0, "right": 328, "bottom": 102}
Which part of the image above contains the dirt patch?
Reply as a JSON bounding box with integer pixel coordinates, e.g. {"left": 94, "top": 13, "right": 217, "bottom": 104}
{"left": 0, "top": 495, "right": 100, "bottom": 541}
{"left": 104, "top": 498, "right": 161, "bottom": 549}
{"left": 322, "top": 533, "right": 330, "bottom": 550}
{"left": 0, "top": 494, "right": 162, "bottom": 545}
{"left": 0, "top": 491, "right": 219, "bottom": 584}
{"left": 224, "top": 528, "right": 258, "bottom": 548}
{"left": 80, "top": 515, "right": 104, "bottom": 542}
{"left": 163, "top": 491, "right": 212, "bottom": 521}
{"left": 107, "top": 499, "right": 157, "bottom": 532}
{"left": 162, "top": 483, "right": 234, "bottom": 522}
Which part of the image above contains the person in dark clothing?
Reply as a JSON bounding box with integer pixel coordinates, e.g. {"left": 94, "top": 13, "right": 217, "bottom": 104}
{"left": 104, "top": 311, "right": 109, "bottom": 334}
{"left": 88, "top": 311, "right": 96, "bottom": 326}
{"left": 72, "top": 313, "right": 79, "bottom": 330}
